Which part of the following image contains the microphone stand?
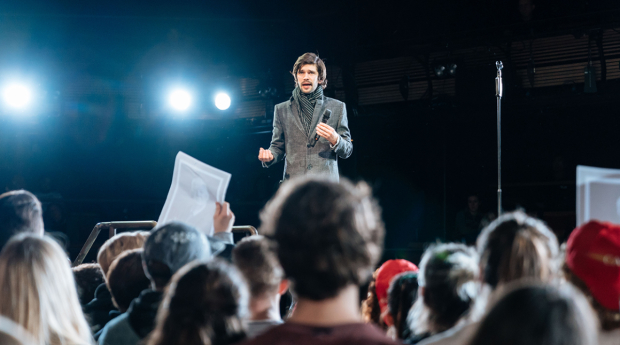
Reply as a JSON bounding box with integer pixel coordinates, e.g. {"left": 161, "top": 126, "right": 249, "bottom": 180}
{"left": 495, "top": 61, "right": 503, "bottom": 217}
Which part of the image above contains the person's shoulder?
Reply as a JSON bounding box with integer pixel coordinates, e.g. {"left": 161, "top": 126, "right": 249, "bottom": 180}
{"left": 99, "top": 314, "right": 140, "bottom": 345}
{"left": 275, "top": 99, "right": 292, "bottom": 109}
{"left": 323, "top": 96, "right": 345, "bottom": 108}
{"left": 417, "top": 322, "right": 478, "bottom": 345}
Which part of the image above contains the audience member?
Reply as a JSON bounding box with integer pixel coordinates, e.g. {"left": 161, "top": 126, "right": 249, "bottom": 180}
{"left": 563, "top": 220, "right": 620, "bottom": 345}
{"left": 467, "top": 283, "right": 598, "bottom": 345}
{"left": 106, "top": 249, "right": 151, "bottom": 313}
{"left": 386, "top": 272, "right": 419, "bottom": 340}
{"left": 362, "top": 268, "right": 384, "bottom": 329}
{"left": 232, "top": 235, "right": 289, "bottom": 338}
{"left": 72, "top": 263, "right": 106, "bottom": 306}
{"left": 83, "top": 231, "right": 149, "bottom": 334}
{"left": 241, "top": 176, "right": 398, "bottom": 345}
{"left": 0, "top": 234, "right": 93, "bottom": 345}
{"left": 0, "top": 190, "right": 44, "bottom": 250}
{"left": 98, "top": 222, "right": 213, "bottom": 345}
{"left": 147, "top": 260, "right": 249, "bottom": 345}
{"left": 362, "top": 260, "right": 418, "bottom": 332}
{"left": 97, "top": 231, "right": 150, "bottom": 276}
{"left": 454, "top": 194, "right": 484, "bottom": 244}
{"left": 407, "top": 243, "right": 478, "bottom": 344}
{"left": 375, "top": 260, "right": 418, "bottom": 328}
{"left": 418, "top": 211, "right": 559, "bottom": 345}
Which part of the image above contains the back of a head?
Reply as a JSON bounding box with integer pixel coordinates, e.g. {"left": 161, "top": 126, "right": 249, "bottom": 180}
{"left": 564, "top": 220, "right": 620, "bottom": 331}
{"left": 477, "top": 211, "right": 559, "bottom": 289}
{"left": 97, "top": 231, "right": 150, "bottom": 276}
{"left": 260, "top": 176, "right": 385, "bottom": 300}
{"left": 232, "top": 235, "right": 283, "bottom": 300}
{"left": 107, "top": 248, "right": 151, "bottom": 312}
{"left": 409, "top": 243, "right": 478, "bottom": 334}
{"left": 148, "top": 260, "right": 249, "bottom": 345}
{"left": 143, "top": 222, "right": 212, "bottom": 290}
{"left": 72, "top": 263, "right": 105, "bottom": 305}
{"left": 468, "top": 283, "right": 598, "bottom": 345}
{"left": 0, "top": 234, "right": 92, "bottom": 345}
{"left": 0, "top": 190, "right": 44, "bottom": 250}
{"left": 387, "top": 272, "right": 419, "bottom": 340}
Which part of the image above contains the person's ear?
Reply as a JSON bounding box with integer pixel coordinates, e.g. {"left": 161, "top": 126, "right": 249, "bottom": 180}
{"left": 278, "top": 279, "right": 289, "bottom": 295}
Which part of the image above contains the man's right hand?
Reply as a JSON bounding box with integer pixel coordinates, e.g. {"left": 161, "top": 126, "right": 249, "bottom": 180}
{"left": 258, "top": 148, "right": 274, "bottom": 162}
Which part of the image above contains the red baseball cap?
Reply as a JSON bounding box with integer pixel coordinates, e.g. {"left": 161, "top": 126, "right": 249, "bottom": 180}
{"left": 375, "top": 259, "right": 419, "bottom": 316}
{"left": 566, "top": 220, "right": 620, "bottom": 310}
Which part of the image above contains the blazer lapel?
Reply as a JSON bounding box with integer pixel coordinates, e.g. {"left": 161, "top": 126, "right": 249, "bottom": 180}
{"left": 288, "top": 99, "right": 306, "bottom": 135}
{"left": 307, "top": 99, "right": 326, "bottom": 145}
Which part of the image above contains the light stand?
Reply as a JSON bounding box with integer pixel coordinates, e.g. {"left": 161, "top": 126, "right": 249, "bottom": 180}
{"left": 495, "top": 61, "right": 503, "bottom": 216}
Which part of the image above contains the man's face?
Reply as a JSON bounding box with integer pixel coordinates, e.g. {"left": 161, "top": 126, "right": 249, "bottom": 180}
{"left": 297, "top": 64, "right": 319, "bottom": 94}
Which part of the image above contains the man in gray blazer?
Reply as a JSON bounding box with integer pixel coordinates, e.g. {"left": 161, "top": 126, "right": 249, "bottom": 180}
{"left": 259, "top": 53, "right": 353, "bottom": 181}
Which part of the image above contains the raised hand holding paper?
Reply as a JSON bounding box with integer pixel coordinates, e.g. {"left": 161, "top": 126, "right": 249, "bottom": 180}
{"left": 158, "top": 152, "right": 231, "bottom": 235}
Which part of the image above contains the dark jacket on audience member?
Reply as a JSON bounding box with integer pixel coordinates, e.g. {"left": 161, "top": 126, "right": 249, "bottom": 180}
{"left": 240, "top": 322, "right": 399, "bottom": 345}
{"left": 82, "top": 283, "right": 119, "bottom": 334}
{"left": 98, "top": 289, "right": 164, "bottom": 345}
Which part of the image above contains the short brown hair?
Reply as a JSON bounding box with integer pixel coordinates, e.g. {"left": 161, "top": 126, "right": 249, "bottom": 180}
{"left": 477, "top": 211, "right": 559, "bottom": 289}
{"left": 260, "top": 176, "right": 384, "bottom": 300}
{"left": 0, "top": 190, "right": 44, "bottom": 249}
{"left": 106, "top": 248, "right": 151, "bottom": 312}
{"left": 97, "top": 231, "right": 150, "bottom": 276}
{"left": 72, "top": 263, "right": 105, "bottom": 305}
{"left": 232, "top": 235, "right": 283, "bottom": 299}
{"left": 291, "top": 52, "right": 327, "bottom": 89}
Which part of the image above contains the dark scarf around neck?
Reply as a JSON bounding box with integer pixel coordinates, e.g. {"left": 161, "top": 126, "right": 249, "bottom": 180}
{"left": 292, "top": 85, "right": 323, "bottom": 135}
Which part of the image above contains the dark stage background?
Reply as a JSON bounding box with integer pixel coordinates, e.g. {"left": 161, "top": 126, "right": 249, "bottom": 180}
{"left": 1, "top": 0, "right": 619, "bottom": 263}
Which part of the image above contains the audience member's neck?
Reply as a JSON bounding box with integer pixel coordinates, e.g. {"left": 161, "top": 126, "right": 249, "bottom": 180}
{"left": 250, "top": 294, "right": 282, "bottom": 322}
{"left": 288, "top": 285, "right": 361, "bottom": 326}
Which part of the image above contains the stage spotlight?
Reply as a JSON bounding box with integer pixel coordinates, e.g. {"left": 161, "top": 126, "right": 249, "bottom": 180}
{"left": 2, "top": 83, "right": 32, "bottom": 110}
{"left": 168, "top": 89, "right": 192, "bottom": 111}
{"left": 215, "top": 93, "right": 231, "bottom": 110}
{"left": 447, "top": 63, "right": 457, "bottom": 76}
{"left": 434, "top": 65, "right": 445, "bottom": 78}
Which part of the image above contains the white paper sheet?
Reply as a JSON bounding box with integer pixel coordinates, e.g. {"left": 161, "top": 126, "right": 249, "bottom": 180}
{"left": 576, "top": 165, "right": 620, "bottom": 226}
{"left": 158, "top": 151, "right": 231, "bottom": 235}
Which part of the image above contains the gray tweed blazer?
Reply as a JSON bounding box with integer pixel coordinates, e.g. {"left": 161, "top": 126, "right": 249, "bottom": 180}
{"left": 263, "top": 96, "right": 353, "bottom": 181}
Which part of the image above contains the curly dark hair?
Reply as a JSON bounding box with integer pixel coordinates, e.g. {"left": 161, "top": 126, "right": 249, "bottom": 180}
{"left": 147, "top": 259, "right": 248, "bottom": 345}
{"left": 361, "top": 268, "right": 384, "bottom": 328}
{"left": 260, "top": 176, "right": 384, "bottom": 301}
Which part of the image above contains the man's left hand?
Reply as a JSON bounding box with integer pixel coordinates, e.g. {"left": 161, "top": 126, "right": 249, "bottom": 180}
{"left": 316, "top": 123, "right": 339, "bottom": 146}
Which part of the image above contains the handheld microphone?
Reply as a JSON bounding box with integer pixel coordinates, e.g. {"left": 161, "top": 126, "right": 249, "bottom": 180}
{"left": 314, "top": 109, "right": 332, "bottom": 141}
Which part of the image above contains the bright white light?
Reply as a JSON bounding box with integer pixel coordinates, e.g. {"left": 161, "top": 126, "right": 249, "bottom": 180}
{"left": 3, "top": 83, "right": 32, "bottom": 109}
{"left": 215, "top": 93, "right": 231, "bottom": 110}
{"left": 168, "top": 89, "right": 192, "bottom": 111}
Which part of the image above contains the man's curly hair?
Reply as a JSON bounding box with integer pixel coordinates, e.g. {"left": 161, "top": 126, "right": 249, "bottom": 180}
{"left": 260, "top": 176, "right": 384, "bottom": 300}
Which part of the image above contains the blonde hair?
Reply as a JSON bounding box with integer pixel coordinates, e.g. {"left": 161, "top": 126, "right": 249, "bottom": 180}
{"left": 97, "top": 231, "right": 150, "bottom": 276}
{"left": 0, "top": 234, "right": 93, "bottom": 345}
